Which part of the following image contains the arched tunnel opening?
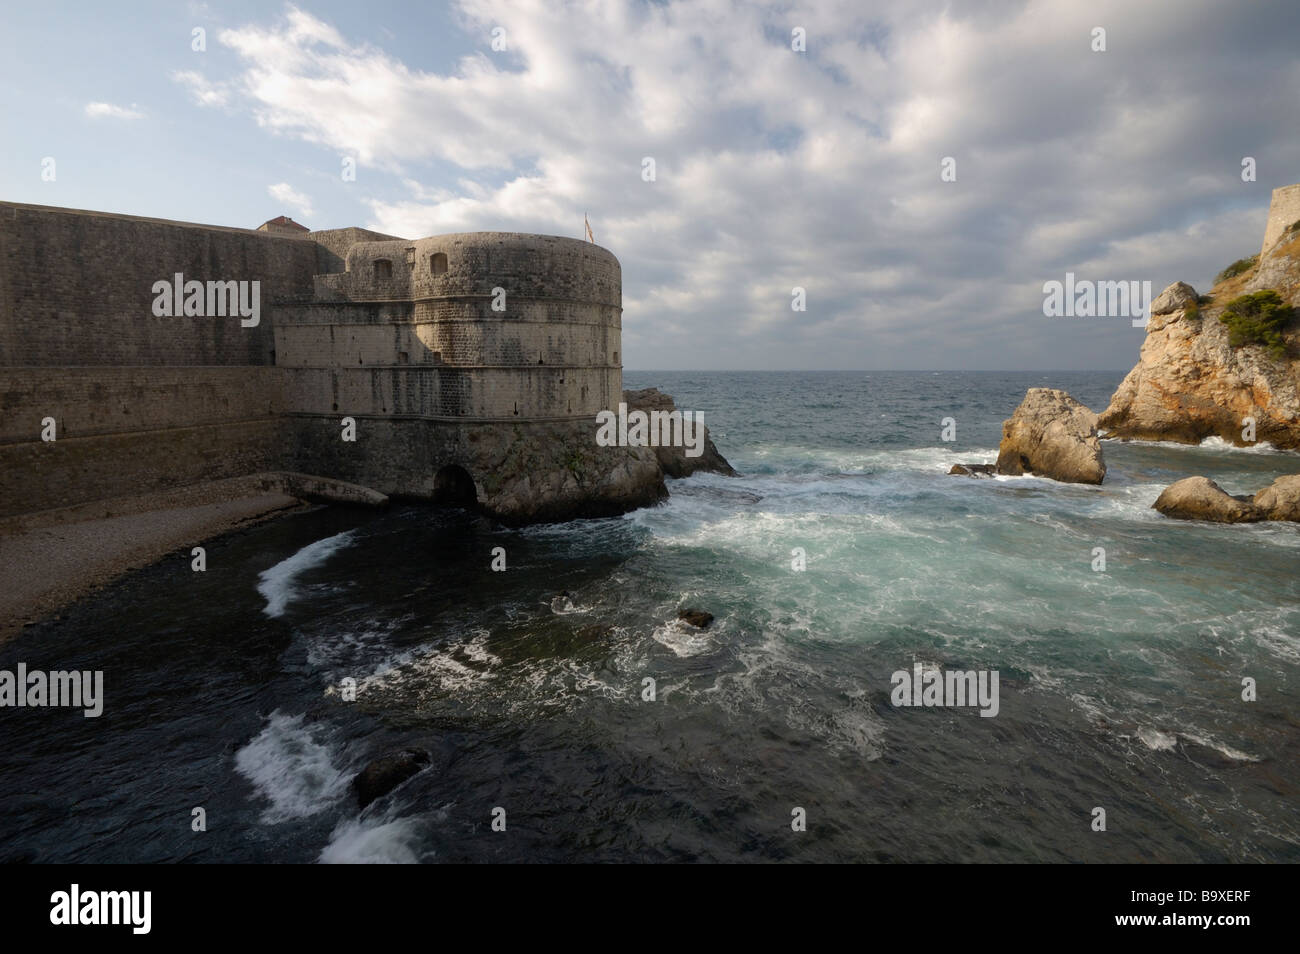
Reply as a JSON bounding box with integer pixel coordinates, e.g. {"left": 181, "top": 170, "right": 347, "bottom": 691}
{"left": 432, "top": 464, "right": 478, "bottom": 507}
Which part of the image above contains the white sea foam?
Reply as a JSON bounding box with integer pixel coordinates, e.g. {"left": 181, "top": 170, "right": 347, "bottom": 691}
{"left": 1135, "top": 726, "right": 1178, "bottom": 751}
{"left": 549, "top": 594, "right": 593, "bottom": 615}
{"left": 319, "top": 814, "right": 424, "bottom": 864}
{"left": 1180, "top": 732, "right": 1260, "bottom": 763}
{"left": 652, "top": 618, "right": 716, "bottom": 657}
{"left": 1104, "top": 434, "right": 1296, "bottom": 456}
{"left": 234, "top": 711, "right": 351, "bottom": 824}
{"left": 258, "top": 530, "right": 356, "bottom": 617}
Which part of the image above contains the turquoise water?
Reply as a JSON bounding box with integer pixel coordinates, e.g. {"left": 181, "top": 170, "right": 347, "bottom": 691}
{"left": 1, "top": 371, "right": 1296, "bottom": 862}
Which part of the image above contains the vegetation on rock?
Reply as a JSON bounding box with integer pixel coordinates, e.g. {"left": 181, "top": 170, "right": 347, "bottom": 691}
{"left": 1218, "top": 289, "right": 1295, "bottom": 359}
{"left": 1214, "top": 255, "right": 1258, "bottom": 284}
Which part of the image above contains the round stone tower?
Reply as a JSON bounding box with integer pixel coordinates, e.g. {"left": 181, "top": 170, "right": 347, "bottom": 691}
{"left": 276, "top": 230, "right": 663, "bottom": 521}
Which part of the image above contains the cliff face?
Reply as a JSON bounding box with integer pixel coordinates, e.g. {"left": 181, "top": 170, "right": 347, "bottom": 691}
{"left": 622, "top": 388, "right": 737, "bottom": 477}
{"left": 1099, "top": 225, "right": 1300, "bottom": 449}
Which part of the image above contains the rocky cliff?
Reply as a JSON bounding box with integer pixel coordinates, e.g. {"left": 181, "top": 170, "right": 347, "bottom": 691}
{"left": 1099, "top": 217, "right": 1300, "bottom": 448}
{"left": 623, "top": 388, "right": 737, "bottom": 478}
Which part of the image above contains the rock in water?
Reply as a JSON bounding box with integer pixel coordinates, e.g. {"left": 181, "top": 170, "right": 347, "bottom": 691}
{"left": 677, "top": 608, "right": 715, "bottom": 629}
{"left": 1252, "top": 474, "right": 1300, "bottom": 520}
{"left": 948, "top": 463, "right": 997, "bottom": 477}
{"left": 995, "top": 389, "right": 1106, "bottom": 484}
{"left": 1152, "top": 476, "right": 1263, "bottom": 523}
{"left": 353, "top": 749, "right": 431, "bottom": 809}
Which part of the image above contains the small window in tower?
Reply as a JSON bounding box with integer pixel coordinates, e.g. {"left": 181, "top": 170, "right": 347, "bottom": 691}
{"left": 430, "top": 252, "right": 448, "bottom": 274}
{"left": 613, "top": 351, "right": 619, "bottom": 364}
{"left": 398, "top": 351, "right": 409, "bottom": 365}
{"left": 374, "top": 259, "right": 393, "bottom": 279}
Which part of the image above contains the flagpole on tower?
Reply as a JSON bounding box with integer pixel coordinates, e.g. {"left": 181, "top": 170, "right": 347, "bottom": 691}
{"left": 584, "top": 213, "right": 594, "bottom": 243}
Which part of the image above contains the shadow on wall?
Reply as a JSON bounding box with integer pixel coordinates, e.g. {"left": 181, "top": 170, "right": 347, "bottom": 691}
{"left": 432, "top": 464, "right": 477, "bottom": 507}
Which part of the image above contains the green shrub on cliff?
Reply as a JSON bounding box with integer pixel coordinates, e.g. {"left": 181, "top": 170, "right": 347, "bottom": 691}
{"left": 1218, "top": 290, "right": 1295, "bottom": 359}
{"left": 1215, "top": 255, "right": 1258, "bottom": 284}
{"left": 1183, "top": 302, "right": 1200, "bottom": 320}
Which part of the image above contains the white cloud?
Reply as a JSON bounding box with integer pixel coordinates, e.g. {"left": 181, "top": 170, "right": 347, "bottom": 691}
{"left": 172, "top": 70, "right": 230, "bottom": 108}
{"left": 267, "top": 182, "right": 315, "bottom": 218}
{"left": 185, "top": 0, "right": 1300, "bottom": 369}
{"left": 84, "top": 101, "right": 145, "bottom": 120}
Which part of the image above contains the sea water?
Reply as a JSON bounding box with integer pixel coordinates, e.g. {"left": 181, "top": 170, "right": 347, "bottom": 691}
{"left": 0, "top": 371, "right": 1296, "bottom": 863}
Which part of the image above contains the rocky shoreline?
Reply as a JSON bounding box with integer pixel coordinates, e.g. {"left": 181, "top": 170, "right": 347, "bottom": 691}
{"left": 953, "top": 190, "right": 1300, "bottom": 528}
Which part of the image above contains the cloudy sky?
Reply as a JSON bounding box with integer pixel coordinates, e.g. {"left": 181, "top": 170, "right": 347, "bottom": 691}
{"left": 3, "top": 0, "right": 1299, "bottom": 369}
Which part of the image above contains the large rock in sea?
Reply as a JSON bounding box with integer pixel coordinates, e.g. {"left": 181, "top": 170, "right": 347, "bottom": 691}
{"left": 1252, "top": 474, "right": 1300, "bottom": 520}
{"left": 1153, "top": 473, "right": 1300, "bottom": 523}
{"left": 1100, "top": 246, "right": 1300, "bottom": 449}
{"left": 622, "top": 388, "right": 737, "bottom": 477}
{"left": 995, "top": 389, "right": 1106, "bottom": 484}
{"left": 1152, "top": 476, "right": 1263, "bottom": 523}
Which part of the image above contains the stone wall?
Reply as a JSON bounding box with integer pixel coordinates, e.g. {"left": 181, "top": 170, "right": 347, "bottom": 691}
{"left": 0, "top": 201, "right": 318, "bottom": 367}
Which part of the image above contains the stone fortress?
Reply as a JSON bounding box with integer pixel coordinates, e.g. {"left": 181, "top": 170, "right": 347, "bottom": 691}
{"left": 0, "top": 201, "right": 724, "bottom": 526}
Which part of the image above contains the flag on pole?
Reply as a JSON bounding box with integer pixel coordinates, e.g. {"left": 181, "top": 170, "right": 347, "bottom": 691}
{"left": 584, "top": 213, "right": 594, "bottom": 243}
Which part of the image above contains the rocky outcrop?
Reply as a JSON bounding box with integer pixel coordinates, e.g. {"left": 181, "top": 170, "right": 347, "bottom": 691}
{"left": 1152, "top": 477, "right": 1263, "bottom": 523}
{"left": 473, "top": 420, "right": 668, "bottom": 524}
{"left": 623, "top": 388, "right": 737, "bottom": 477}
{"left": 995, "top": 389, "right": 1106, "bottom": 484}
{"left": 466, "top": 388, "right": 736, "bottom": 524}
{"left": 353, "top": 749, "right": 431, "bottom": 809}
{"left": 1100, "top": 233, "right": 1300, "bottom": 449}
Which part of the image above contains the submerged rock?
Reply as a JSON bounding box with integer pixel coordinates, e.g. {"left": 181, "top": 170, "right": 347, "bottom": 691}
{"left": 995, "top": 388, "right": 1106, "bottom": 484}
{"left": 948, "top": 463, "right": 997, "bottom": 478}
{"left": 353, "top": 749, "right": 431, "bottom": 809}
{"left": 1152, "top": 476, "right": 1263, "bottom": 523}
{"left": 677, "top": 608, "right": 715, "bottom": 629}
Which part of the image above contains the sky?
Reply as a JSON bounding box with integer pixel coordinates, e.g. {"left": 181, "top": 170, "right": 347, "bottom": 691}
{"left": 3, "top": 0, "right": 1299, "bottom": 370}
